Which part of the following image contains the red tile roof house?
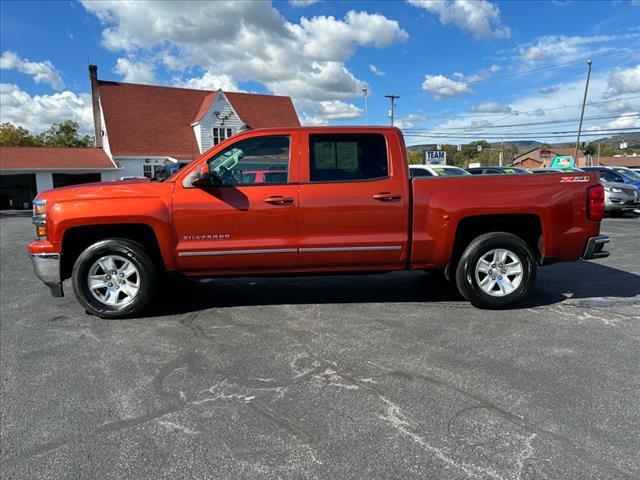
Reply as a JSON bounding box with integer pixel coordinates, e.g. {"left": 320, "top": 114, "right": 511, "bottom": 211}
{"left": 0, "top": 65, "right": 300, "bottom": 209}
{"left": 90, "top": 65, "right": 300, "bottom": 179}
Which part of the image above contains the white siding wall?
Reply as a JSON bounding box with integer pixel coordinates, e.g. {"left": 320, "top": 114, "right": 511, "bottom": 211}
{"left": 99, "top": 99, "right": 112, "bottom": 158}
{"left": 193, "top": 124, "right": 202, "bottom": 153}
{"left": 197, "top": 93, "right": 244, "bottom": 153}
{"left": 35, "top": 172, "right": 53, "bottom": 192}
{"left": 112, "top": 157, "right": 175, "bottom": 178}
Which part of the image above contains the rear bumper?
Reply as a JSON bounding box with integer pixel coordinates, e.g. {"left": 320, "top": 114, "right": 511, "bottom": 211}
{"left": 29, "top": 253, "right": 64, "bottom": 297}
{"left": 582, "top": 235, "right": 610, "bottom": 260}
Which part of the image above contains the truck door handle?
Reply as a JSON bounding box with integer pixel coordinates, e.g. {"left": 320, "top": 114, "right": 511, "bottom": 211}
{"left": 373, "top": 192, "right": 402, "bottom": 201}
{"left": 264, "top": 196, "right": 294, "bottom": 205}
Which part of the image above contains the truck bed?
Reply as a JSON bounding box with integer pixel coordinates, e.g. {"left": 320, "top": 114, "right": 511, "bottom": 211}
{"left": 409, "top": 172, "right": 602, "bottom": 269}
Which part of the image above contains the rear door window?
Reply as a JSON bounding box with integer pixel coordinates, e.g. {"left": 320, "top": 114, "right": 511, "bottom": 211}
{"left": 309, "top": 133, "right": 388, "bottom": 182}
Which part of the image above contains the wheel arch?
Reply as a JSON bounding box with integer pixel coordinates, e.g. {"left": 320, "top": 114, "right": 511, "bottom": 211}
{"left": 60, "top": 223, "right": 166, "bottom": 281}
{"left": 450, "top": 214, "right": 543, "bottom": 268}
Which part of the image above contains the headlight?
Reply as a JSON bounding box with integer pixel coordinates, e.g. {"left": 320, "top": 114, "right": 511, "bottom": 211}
{"left": 32, "top": 199, "right": 47, "bottom": 240}
{"left": 33, "top": 200, "right": 46, "bottom": 216}
{"left": 604, "top": 186, "right": 622, "bottom": 193}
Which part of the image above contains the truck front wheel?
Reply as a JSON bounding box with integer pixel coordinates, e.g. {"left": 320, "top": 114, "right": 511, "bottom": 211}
{"left": 72, "top": 238, "right": 157, "bottom": 318}
{"left": 455, "top": 232, "right": 536, "bottom": 309}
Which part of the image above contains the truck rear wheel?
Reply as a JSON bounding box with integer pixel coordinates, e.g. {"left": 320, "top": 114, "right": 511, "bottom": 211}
{"left": 72, "top": 238, "right": 157, "bottom": 319}
{"left": 455, "top": 232, "right": 536, "bottom": 309}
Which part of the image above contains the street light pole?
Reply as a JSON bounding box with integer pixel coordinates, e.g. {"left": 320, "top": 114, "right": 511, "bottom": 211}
{"left": 385, "top": 95, "right": 400, "bottom": 126}
{"left": 574, "top": 57, "right": 592, "bottom": 164}
{"left": 362, "top": 88, "right": 368, "bottom": 125}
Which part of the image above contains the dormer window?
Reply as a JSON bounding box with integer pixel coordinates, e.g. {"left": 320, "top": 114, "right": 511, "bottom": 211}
{"left": 213, "top": 127, "right": 234, "bottom": 145}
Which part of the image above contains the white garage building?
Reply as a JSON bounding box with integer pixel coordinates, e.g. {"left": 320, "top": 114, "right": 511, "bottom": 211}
{"left": 0, "top": 147, "right": 119, "bottom": 209}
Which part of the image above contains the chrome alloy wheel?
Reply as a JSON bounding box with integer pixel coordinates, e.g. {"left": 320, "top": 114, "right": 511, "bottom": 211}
{"left": 87, "top": 255, "right": 140, "bottom": 306}
{"left": 474, "top": 248, "right": 523, "bottom": 297}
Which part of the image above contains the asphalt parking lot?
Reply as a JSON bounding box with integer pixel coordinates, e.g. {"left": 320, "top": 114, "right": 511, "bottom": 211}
{"left": 1, "top": 213, "right": 639, "bottom": 480}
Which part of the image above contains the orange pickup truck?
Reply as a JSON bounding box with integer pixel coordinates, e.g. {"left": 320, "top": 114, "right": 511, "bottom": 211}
{"left": 28, "top": 127, "right": 609, "bottom": 318}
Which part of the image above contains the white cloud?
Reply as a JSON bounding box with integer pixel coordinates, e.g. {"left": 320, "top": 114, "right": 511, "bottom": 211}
{"left": 607, "top": 112, "right": 640, "bottom": 129}
{"left": 80, "top": 1, "right": 407, "bottom": 122}
{"left": 113, "top": 58, "right": 157, "bottom": 84}
{"left": 599, "top": 99, "right": 634, "bottom": 113}
{"left": 488, "top": 64, "right": 501, "bottom": 73}
{"left": 422, "top": 74, "right": 472, "bottom": 99}
{"left": 470, "top": 102, "right": 512, "bottom": 113}
{"left": 538, "top": 84, "right": 562, "bottom": 95}
{"left": 0, "top": 51, "right": 64, "bottom": 90}
{"left": 290, "top": 0, "right": 320, "bottom": 6}
{"left": 603, "top": 65, "right": 640, "bottom": 98}
{"left": 176, "top": 71, "right": 240, "bottom": 91}
{"left": 0, "top": 83, "right": 92, "bottom": 134}
{"left": 407, "top": 0, "right": 510, "bottom": 40}
{"left": 299, "top": 99, "right": 361, "bottom": 121}
{"left": 299, "top": 113, "right": 328, "bottom": 126}
{"left": 369, "top": 64, "right": 385, "bottom": 76}
{"left": 517, "top": 33, "right": 639, "bottom": 63}
{"left": 395, "top": 113, "right": 426, "bottom": 129}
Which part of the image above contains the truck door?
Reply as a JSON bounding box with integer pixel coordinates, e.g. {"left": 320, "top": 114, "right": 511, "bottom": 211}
{"left": 172, "top": 132, "right": 299, "bottom": 272}
{"left": 298, "top": 131, "right": 409, "bottom": 268}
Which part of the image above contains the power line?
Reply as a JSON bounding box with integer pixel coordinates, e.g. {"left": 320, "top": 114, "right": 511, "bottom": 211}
{"left": 407, "top": 95, "right": 640, "bottom": 120}
{"left": 406, "top": 127, "right": 640, "bottom": 136}
{"left": 403, "top": 113, "right": 640, "bottom": 131}
{"left": 402, "top": 130, "right": 640, "bottom": 140}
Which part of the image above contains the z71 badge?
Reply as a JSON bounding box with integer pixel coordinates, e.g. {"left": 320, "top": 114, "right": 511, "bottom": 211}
{"left": 560, "top": 176, "right": 590, "bottom": 183}
{"left": 183, "top": 234, "right": 230, "bottom": 241}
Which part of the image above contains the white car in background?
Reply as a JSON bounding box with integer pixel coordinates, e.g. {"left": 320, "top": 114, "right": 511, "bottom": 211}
{"left": 409, "top": 165, "right": 471, "bottom": 178}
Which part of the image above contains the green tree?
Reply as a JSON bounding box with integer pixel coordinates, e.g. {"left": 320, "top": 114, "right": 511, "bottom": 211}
{"left": 0, "top": 122, "right": 43, "bottom": 146}
{"left": 407, "top": 149, "right": 424, "bottom": 165}
{"left": 37, "top": 120, "right": 93, "bottom": 147}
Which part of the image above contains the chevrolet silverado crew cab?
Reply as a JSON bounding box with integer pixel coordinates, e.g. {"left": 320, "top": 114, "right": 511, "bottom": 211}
{"left": 28, "top": 127, "right": 610, "bottom": 318}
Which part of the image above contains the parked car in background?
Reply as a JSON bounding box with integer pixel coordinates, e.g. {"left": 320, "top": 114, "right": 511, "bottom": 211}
{"left": 529, "top": 167, "right": 585, "bottom": 174}
{"left": 600, "top": 180, "right": 640, "bottom": 216}
{"left": 241, "top": 170, "right": 288, "bottom": 184}
{"left": 409, "top": 165, "right": 471, "bottom": 178}
{"left": 582, "top": 166, "right": 640, "bottom": 189}
{"left": 466, "top": 166, "right": 532, "bottom": 175}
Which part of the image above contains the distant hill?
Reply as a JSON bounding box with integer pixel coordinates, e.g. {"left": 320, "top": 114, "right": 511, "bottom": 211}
{"left": 407, "top": 132, "right": 640, "bottom": 152}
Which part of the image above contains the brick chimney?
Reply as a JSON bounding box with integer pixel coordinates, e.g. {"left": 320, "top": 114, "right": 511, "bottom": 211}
{"left": 89, "top": 64, "right": 103, "bottom": 148}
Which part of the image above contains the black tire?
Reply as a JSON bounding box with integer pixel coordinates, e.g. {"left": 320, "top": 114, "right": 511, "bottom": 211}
{"left": 455, "top": 232, "right": 536, "bottom": 309}
{"left": 72, "top": 238, "right": 157, "bottom": 319}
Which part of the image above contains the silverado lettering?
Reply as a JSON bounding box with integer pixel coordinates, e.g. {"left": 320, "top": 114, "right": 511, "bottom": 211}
{"left": 27, "top": 127, "right": 610, "bottom": 318}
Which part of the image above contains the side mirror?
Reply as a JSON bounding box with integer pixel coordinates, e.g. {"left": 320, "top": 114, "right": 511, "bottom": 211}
{"left": 191, "top": 164, "right": 211, "bottom": 187}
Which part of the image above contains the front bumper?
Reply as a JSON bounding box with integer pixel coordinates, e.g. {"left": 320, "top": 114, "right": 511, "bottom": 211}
{"left": 29, "top": 253, "right": 64, "bottom": 297}
{"left": 582, "top": 235, "right": 610, "bottom": 260}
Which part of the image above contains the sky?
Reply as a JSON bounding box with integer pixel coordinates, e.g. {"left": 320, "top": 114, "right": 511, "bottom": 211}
{"left": 1, "top": 0, "right": 639, "bottom": 146}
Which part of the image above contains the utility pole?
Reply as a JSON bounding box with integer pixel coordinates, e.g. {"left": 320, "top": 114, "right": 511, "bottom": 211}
{"left": 385, "top": 95, "right": 400, "bottom": 126}
{"left": 499, "top": 137, "right": 504, "bottom": 166}
{"left": 574, "top": 57, "right": 592, "bottom": 164}
{"left": 362, "top": 88, "right": 368, "bottom": 125}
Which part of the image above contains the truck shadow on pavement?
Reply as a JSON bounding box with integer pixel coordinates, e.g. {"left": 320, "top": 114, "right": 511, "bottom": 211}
{"left": 149, "top": 261, "right": 640, "bottom": 316}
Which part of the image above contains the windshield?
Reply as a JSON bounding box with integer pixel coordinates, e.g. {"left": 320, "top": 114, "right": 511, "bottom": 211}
{"left": 432, "top": 167, "right": 470, "bottom": 176}
{"left": 614, "top": 167, "right": 640, "bottom": 181}
{"left": 155, "top": 162, "right": 188, "bottom": 182}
